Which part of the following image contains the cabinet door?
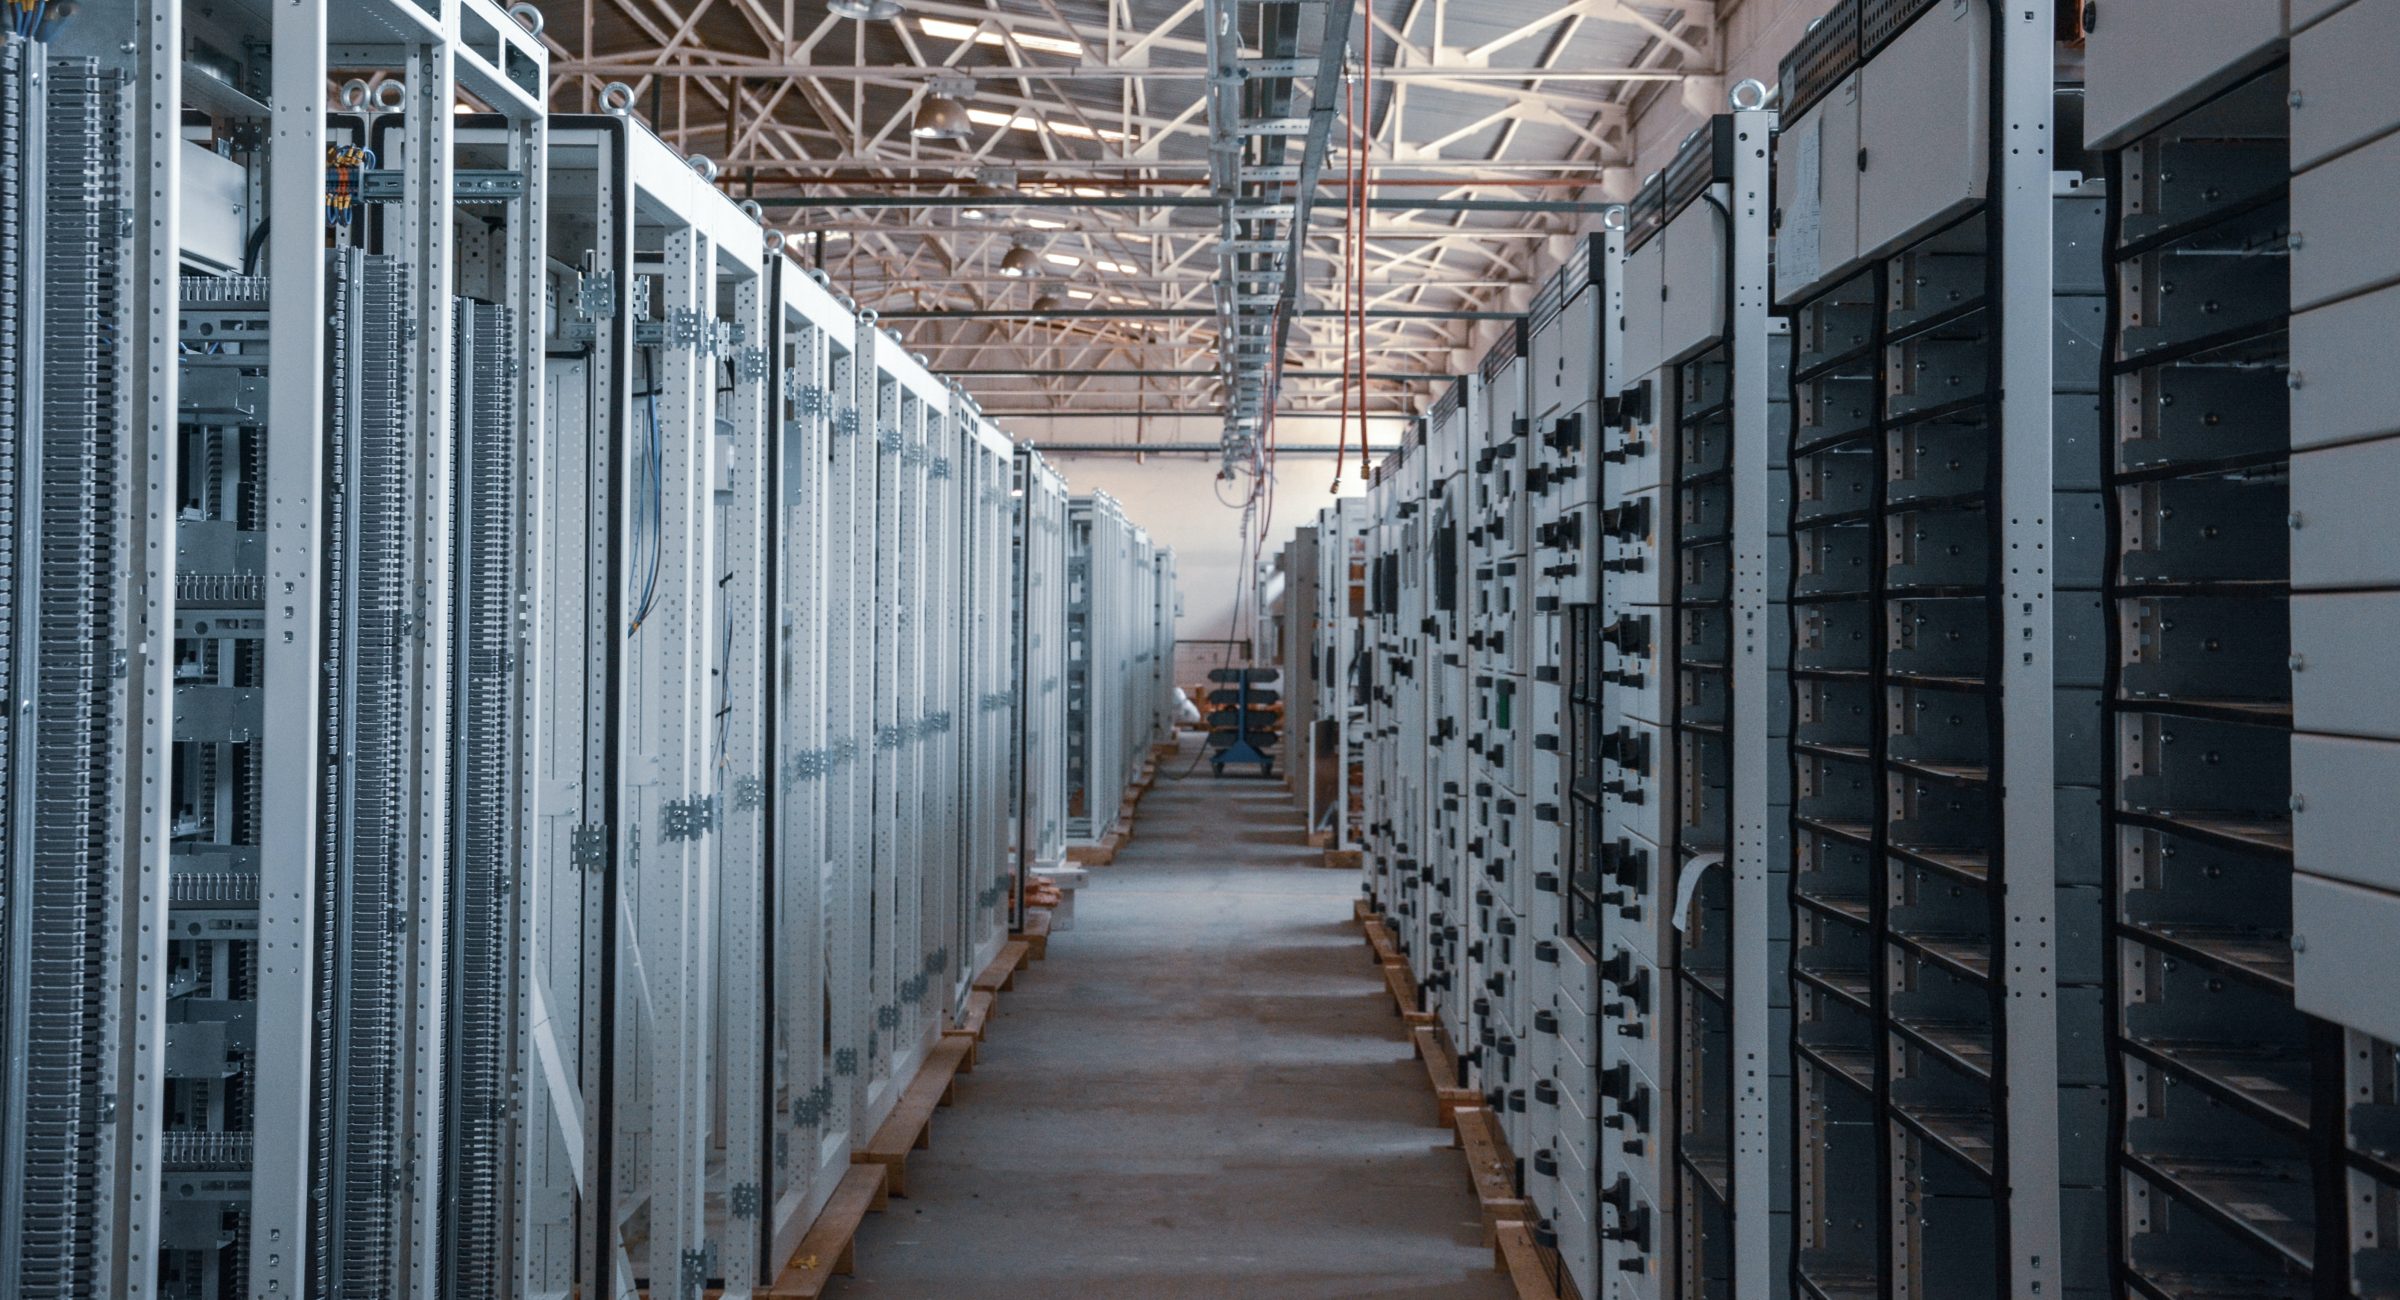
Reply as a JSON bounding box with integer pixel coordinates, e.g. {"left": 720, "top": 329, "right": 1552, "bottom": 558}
{"left": 1772, "top": 78, "right": 1861, "bottom": 306}
{"left": 1661, "top": 202, "right": 1728, "bottom": 366}
{"left": 1856, "top": 0, "right": 1987, "bottom": 260}
{"left": 2292, "top": 591, "right": 2400, "bottom": 739}
{"left": 2292, "top": 283, "right": 2400, "bottom": 451}
{"left": 2292, "top": 130, "right": 2400, "bottom": 312}
{"left": 2083, "top": 0, "right": 2286, "bottom": 149}
{"left": 2292, "top": 436, "right": 2400, "bottom": 589}
{"left": 2295, "top": 872, "right": 2400, "bottom": 1040}
{"left": 2292, "top": 0, "right": 2400, "bottom": 168}
{"left": 1622, "top": 238, "right": 1667, "bottom": 388}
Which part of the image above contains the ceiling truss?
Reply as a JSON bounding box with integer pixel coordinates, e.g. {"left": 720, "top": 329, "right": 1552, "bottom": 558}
{"left": 532, "top": 0, "right": 1717, "bottom": 418}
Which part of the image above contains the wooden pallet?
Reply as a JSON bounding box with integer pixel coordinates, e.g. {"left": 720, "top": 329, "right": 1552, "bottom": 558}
{"left": 761, "top": 1164, "right": 890, "bottom": 1298}
{"left": 947, "top": 988, "right": 996, "bottom": 1042}
{"left": 1320, "top": 848, "right": 1363, "bottom": 871}
{"left": 1350, "top": 912, "right": 1571, "bottom": 1299}
{"left": 1381, "top": 959, "right": 1437, "bottom": 1027}
{"left": 1362, "top": 917, "right": 1399, "bottom": 963}
{"left": 1066, "top": 821, "right": 1128, "bottom": 864}
{"left": 1017, "top": 907, "right": 1052, "bottom": 961}
{"left": 1491, "top": 1220, "right": 1565, "bottom": 1300}
{"left": 971, "top": 938, "right": 1029, "bottom": 994}
{"left": 1453, "top": 1106, "right": 1533, "bottom": 1245}
{"left": 1412, "top": 1025, "right": 1483, "bottom": 1129}
{"left": 850, "top": 1035, "right": 973, "bottom": 1197}
{"left": 941, "top": 987, "right": 995, "bottom": 1072}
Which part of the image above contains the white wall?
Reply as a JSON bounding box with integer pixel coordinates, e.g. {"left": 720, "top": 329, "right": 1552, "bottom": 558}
{"left": 999, "top": 411, "right": 1407, "bottom": 680}
{"left": 1452, "top": 0, "right": 1849, "bottom": 365}
{"left": 1626, "top": 0, "right": 1847, "bottom": 176}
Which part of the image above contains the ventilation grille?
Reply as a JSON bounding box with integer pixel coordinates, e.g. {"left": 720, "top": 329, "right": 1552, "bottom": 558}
{"left": 1565, "top": 232, "right": 1605, "bottom": 292}
{"left": 1429, "top": 378, "right": 1463, "bottom": 430}
{"left": 1625, "top": 172, "right": 1668, "bottom": 254}
{"left": 1528, "top": 264, "right": 1568, "bottom": 335}
{"left": 1478, "top": 318, "right": 1525, "bottom": 386}
{"left": 1780, "top": 0, "right": 1861, "bottom": 122}
{"left": 1663, "top": 117, "right": 1734, "bottom": 227}
{"left": 1861, "top": 0, "right": 1941, "bottom": 58}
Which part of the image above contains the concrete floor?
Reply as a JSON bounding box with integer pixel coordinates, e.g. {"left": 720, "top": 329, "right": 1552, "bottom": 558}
{"left": 843, "top": 745, "right": 1515, "bottom": 1299}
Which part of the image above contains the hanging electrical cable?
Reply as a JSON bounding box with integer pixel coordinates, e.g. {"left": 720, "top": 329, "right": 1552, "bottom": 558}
{"left": 628, "top": 345, "right": 665, "bottom": 637}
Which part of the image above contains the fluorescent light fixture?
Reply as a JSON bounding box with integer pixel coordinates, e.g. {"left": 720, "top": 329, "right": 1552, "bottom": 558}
{"left": 1022, "top": 216, "right": 1067, "bottom": 230}
{"left": 1043, "top": 252, "right": 1081, "bottom": 267}
{"left": 919, "top": 16, "right": 1081, "bottom": 56}
{"left": 1066, "top": 289, "right": 1094, "bottom": 300}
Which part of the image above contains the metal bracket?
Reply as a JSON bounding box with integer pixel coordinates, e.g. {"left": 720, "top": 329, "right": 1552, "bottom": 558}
{"left": 738, "top": 345, "right": 767, "bottom": 381}
{"left": 733, "top": 775, "right": 764, "bottom": 810}
{"left": 575, "top": 270, "right": 618, "bottom": 321}
{"left": 834, "top": 408, "right": 860, "bottom": 439}
{"left": 571, "top": 823, "right": 610, "bottom": 872}
{"left": 729, "top": 1182, "right": 760, "bottom": 1219}
{"left": 359, "top": 167, "right": 526, "bottom": 202}
{"left": 782, "top": 747, "right": 826, "bottom": 788}
{"left": 661, "top": 794, "right": 719, "bottom": 841}
{"left": 680, "top": 1242, "right": 717, "bottom": 1296}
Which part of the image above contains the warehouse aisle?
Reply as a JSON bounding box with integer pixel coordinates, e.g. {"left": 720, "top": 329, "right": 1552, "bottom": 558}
{"left": 844, "top": 740, "right": 1514, "bottom": 1300}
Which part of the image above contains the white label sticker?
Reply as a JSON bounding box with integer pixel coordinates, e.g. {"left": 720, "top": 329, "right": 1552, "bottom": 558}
{"left": 1784, "top": 113, "right": 1824, "bottom": 291}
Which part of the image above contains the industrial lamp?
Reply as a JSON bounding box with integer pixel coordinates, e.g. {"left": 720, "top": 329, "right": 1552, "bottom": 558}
{"left": 911, "top": 81, "right": 973, "bottom": 141}
{"left": 998, "top": 244, "right": 1041, "bottom": 278}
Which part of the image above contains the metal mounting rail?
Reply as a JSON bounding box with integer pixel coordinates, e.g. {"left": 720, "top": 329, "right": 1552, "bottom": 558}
{"left": 1203, "top": 0, "right": 1357, "bottom": 462}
